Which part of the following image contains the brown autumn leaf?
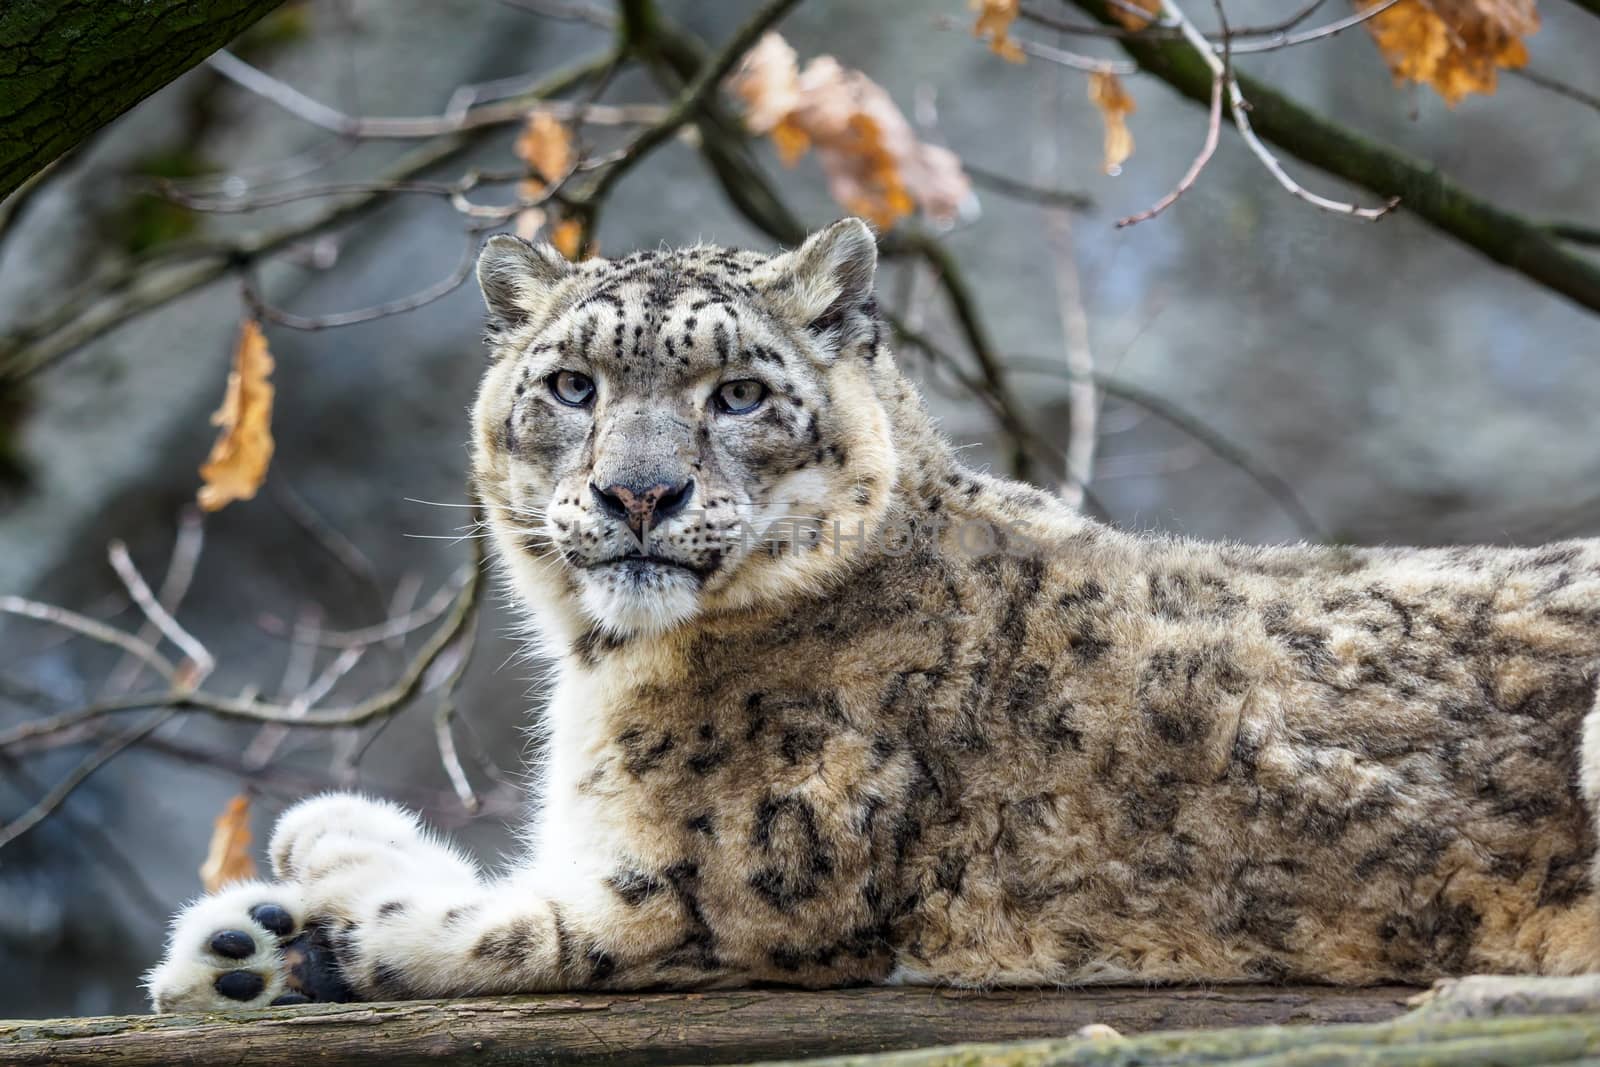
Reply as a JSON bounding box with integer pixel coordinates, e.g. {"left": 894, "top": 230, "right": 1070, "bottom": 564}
{"left": 1087, "top": 70, "right": 1137, "bottom": 175}
{"left": 1357, "top": 0, "right": 1538, "bottom": 105}
{"left": 1111, "top": 0, "right": 1161, "bottom": 30}
{"left": 515, "top": 111, "right": 574, "bottom": 195}
{"left": 199, "top": 794, "right": 257, "bottom": 892}
{"left": 508, "top": 112, "right": 594, "bottom": 259}
{"left": 729, "top": 33, "right": 970, "bottom": 230}
{"left": 971, "top": 0, "right": 1026, "bottom": 63}
{"left": 197, "top": 318, "right": 275, "bottom": 512}
{"left": 550, "top": 217, "right": 598, "bottom": 262}
{"left": 512, "top": 111, "right": 577, "bottom": 242}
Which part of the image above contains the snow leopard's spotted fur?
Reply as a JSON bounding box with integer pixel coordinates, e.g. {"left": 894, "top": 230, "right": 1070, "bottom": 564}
{"left": 148, "top": 219, "right": 1600, "bottom": 1011}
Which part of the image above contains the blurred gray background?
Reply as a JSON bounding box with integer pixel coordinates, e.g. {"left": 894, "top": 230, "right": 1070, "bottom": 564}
{"left": 1, "top": 0, "right": 1596, "bottom": 1018}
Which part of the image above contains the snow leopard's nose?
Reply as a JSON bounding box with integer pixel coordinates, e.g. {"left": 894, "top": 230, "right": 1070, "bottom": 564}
{"left": 591, "top": 479, "right": 694, "bottom": 540}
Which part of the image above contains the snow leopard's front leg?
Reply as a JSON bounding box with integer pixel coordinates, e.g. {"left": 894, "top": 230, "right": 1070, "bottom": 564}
{"left": 147, "top": 793, "right": 482, "bottom": 1011}
{"left": 314, "top": 842, "right": 735, "bottom": 997}
{"left": 150, "top": 793, "right": 731, "bottom": 1009}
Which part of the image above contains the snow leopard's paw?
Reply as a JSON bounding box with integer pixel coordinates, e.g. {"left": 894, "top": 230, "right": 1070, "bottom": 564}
{"left": 145, "top": 880, "right": 352, "bottom": 1012}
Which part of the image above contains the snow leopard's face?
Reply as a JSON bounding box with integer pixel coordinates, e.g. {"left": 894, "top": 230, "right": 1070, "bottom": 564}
{"left": 471, "top": 220, "right": 898, "bottom": 640}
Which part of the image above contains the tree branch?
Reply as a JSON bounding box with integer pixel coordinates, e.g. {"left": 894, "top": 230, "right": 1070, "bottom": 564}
{"left": 574, "top": 0, "right": 804, "bottom": 245}
{"left": 1063, "top": 0, "right": 1600, "bottom": 316}
{"left": 964, "top": 164, "right": 1094, "bottom": 212}
{"left": 0, "top": 0, "right": 289, "bottom": 200}
{"left": 1547, "top": 221, "right": 1600, "bottom": 248}
{"left": 881, "top": 231, "right": 1035, "bottom": 479}
{"left": 0, "top": 710, "right": 176, "bottom": 851}
{"left": 0, "top": 537, "right": 482, "bottom": 754}
{"left": 0, "top": 51, "right": 618, "bottom": 383}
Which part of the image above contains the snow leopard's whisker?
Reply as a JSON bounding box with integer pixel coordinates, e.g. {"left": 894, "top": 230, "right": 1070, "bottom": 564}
{"left": 404, "top": 496, "right": 549, "bottom": 521}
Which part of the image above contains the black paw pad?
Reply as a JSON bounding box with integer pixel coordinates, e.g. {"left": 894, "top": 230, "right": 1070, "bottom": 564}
{"left": 209, "top": 930, "right": 256, "bottom": 960}
{"left": 270, "top": 993, "right": 311, "bottom": 1006}
{"left": 249, "top": 903, "right": 295, "bottom": 938}
{"left": 282, "top": 927, "right": 356, "bottom": 1004}
{"left": 214, "top": 970, "right": 265, "bottom": 1001}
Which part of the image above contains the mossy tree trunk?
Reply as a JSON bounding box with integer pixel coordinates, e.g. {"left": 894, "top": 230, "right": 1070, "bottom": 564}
{"left": 0, "top": 0, "right": 286, "bottom": 201}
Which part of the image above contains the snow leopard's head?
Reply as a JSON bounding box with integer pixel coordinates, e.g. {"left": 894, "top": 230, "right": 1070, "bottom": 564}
{"left": 471, "top": 219, "right": 900, "bottom": 644}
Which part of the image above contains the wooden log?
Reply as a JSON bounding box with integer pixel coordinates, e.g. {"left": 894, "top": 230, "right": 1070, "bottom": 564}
{"left": 0, "top": 985, "right": 1419, "bottom": 1067}
{"left": 753, "top": 1012, "right": 1600, "bottom": 1067}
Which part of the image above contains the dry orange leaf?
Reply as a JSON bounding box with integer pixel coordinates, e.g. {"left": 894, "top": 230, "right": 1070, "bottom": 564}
{"left": 971, "top": 0, "right": 1026, "bottom": 63}
{"left": 515, "top": 111, "right": 573, "bottom": 196}
{"left": 1088, "top": 71, "right": 1137, "bottom": 175}
{"left": 198, "top": 318, "right": 275, "bottom": 512}
{"left": 1357, "top": 0, "right": 1537, "bottom": 105}
{"left": 510, "top": 113, "right": 595, "bottom": 259}
{"left": 1111, "top": 0, "right": 1161, "bottom": 30}
{"left": 199, "top": 794, "right": 257, "bottom": 892}
{"left": 729, "top": 33, "right": 970, "bottom": 230}
{"left": 550, "top": 218, "right": 597, "bottom": 262}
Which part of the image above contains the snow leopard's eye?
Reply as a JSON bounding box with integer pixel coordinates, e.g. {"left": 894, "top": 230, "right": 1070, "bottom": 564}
{"left": 714, "top": 379, "right": 767, "bottom": 415}
{"left": 548, "top": 370, "right": 595, "bottom": 407}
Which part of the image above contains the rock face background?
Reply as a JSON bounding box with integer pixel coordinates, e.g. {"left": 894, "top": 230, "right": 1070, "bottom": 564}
{"left": 1, "top": 0, "right": 1596, "bottom": 1018}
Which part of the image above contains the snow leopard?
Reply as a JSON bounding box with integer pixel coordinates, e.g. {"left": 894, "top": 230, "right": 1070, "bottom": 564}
{"left": 147, "top": 218, "right": 1600, "bottom": 1011}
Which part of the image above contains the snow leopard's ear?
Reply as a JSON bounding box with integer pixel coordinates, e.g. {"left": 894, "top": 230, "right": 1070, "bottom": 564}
{"left": 476, "top": 234, "right": 575, "bottom": 333}
{"left": 755, "top": 218, "right": 879, "bottom": 353}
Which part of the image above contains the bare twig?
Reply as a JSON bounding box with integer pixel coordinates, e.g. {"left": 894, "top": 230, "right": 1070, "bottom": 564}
{"left": 1216, "top": 0, "right": 1404, "bottom": 54}
{"left": 1047, "top": 221, "right": 1098, "bottom": 510}
{"left": 881, "top": 231, "right": 1035, "bottom": 480}
{"left": 0, "top": 710, "right": 176, "bottom": 851}
{"left": 1159, "top": 0, "right": 1398, "bottom": 220}
{"left": 0, "top": 747, "right": 168, "bottom": 916}
{"left": 1018, "top": 0, "right": 1334, "bottom": 41}
{"left": 1010, "top": 34, "right": 1140, "bottom": 74}
{"left": 107, "top": 540, "right": 215, "bottom": 683}
{"left": 1025, "top": 0, "right": 1403, "bottom": 53}
{"left": 257, "top": 574, "right": 466, "bottom": 649}
{"left": 497, "top": 0, "right": 614, "bottom": 27}
{"left": 0, "top": 537, "right": 483, "bottom": 753}
{"left": 887, "top": 311, "right": 1067, "bottom": 480}
{"left": 963, "top": 164, "right": 1094, "bottom": 212}
{"left": 243, "top": 646, "right": 365, "bottom": 769}
{"left": 1116, "top": 70, "right": 1223, "bottom": 227}
{"left": 1005, "top": 356, "right": 1325, "bottom": 539}
{"left": 239, "top": 607, "right": 320, "bottom": 768}
{"left": 103, "top": 509, "right": 205, "bottom": 695}
{"left": 0, "top": 597, "right": 177, "bottom": 684}
{"left": 271, "top": 478, "right": 390, "bottom": 619}
{"left": 132, "top": 729, "right": 525, "bottom": 826}
{"left": 434, "top": 701, "right": 479, "bottom": 813}
{"left": 1510, "top": 66, "right": 1600, "bottom": 117}
{"left": 243, "top": 231, "right": 481, "bottom": 331}
{"left": 430, "top": 608, "right": 482, "bottom": 814}
{"left": 1033, "top": 55, "right": 1097, "bottom": 508}
{"left": 0, "top": 156, "right": 65, "bottom": 253}
{"left": 208, "top": 50, "right": 663, "bottom": 139}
